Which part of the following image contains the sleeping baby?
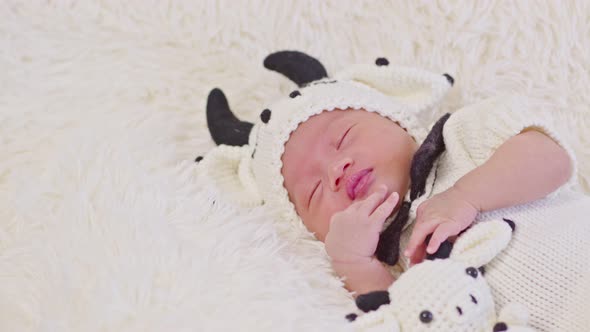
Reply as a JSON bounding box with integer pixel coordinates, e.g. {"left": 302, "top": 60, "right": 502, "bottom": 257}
{"left": 200, "top": 51, "right": 590, "bottom": 331}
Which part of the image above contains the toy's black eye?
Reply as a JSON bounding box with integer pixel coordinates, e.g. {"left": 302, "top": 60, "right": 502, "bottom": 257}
{"left": 466, "top": 267, "right": 478, "bottom": 278}
{"left": 478, "top": 266, "right": 486, "bottom": 276}
{"left": 419, "top": 310, "right": 433, "bottom": 323}
{"left": 289, "top": 90, "right": 301, "bottom": 98}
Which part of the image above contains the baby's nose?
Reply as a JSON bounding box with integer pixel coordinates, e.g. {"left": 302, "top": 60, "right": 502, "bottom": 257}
{"left": 328, "top": 157, "right": 353, "bottom": 191}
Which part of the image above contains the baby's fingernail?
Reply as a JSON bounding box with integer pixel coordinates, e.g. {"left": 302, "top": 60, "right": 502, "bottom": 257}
{"left": 427, "top": 246, "right": 434, "bottom": 254}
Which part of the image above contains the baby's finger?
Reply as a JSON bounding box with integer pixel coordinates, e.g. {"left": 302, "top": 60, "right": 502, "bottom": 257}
{"left": 426, "top": 222, "right": 462, "bottom": 254}
{"left": 370, "top": 191, "right": 399, "bottom": 219}
{"left": 367, "top": 192, "right": 398, "bottom": 231}
{"left": 404, "top": 219, "right": 440, "bottom": 258}
{"left": 409, "top": 243, "right": 427, "bottom": 266}
{"left": 356, "top": 185, "right": 388, "bottom": 214}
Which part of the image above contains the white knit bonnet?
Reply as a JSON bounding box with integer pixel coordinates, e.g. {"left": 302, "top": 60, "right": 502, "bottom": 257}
{"left": 200, "top": 51, "right": 453, "bottom": 231}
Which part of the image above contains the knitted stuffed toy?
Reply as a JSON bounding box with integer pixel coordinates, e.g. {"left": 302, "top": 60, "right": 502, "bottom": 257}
{"left": 346, "top": 218, "right": 536, "bottom": 332}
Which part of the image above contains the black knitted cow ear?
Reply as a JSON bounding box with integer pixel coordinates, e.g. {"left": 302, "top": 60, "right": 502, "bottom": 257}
{"left": 375, "top": 113, "right": 452, "bottom": 266}
{"left": 410, "top": 113, "right": 451, "bottom": 201}
{"left": 206, "top": 88, "right": 254, "bottom": 146}
{"left": 424, "top": 234, "right": 453, "bottom": 260}
{"left": 355, "top": 291, "right": 391, "bottom": 313}
{"left": 376, "top": 201, "right": 411, "bottom": 265}
{"left": 263, "top": 51, "right": 328, "bottom": 87}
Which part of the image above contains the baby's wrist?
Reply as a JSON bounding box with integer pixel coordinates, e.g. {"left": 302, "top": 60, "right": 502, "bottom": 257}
{"left": 449, "top": 183, "right": 482, "bottom": 213}
{"left": 331, "top": 257, "right": 394, "bottom": 294}
{"left": 329, "top": 254, "right": 373, "bottom": 266}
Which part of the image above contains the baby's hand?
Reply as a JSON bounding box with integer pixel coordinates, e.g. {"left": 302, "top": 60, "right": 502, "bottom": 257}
{"left": 325, "top": 185, "right": 399, "bottom": 264}
{"left": 404, "top": 186, "right": 479, "bottom": 265}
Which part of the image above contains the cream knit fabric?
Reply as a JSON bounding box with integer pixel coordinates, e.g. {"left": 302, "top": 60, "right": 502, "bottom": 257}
{"left": 202, "top": 56, "right": 590, "bottom": 331}
{"left": 392, "top": 97, "right": 590, "bottom": 332}
{"left": 353, "top": 219, "right": 537, "bottom": 332}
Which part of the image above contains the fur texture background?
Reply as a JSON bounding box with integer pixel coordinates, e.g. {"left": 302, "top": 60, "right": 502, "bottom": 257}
{"left": 1, "top": 1, "right": 589, "bottom": 331}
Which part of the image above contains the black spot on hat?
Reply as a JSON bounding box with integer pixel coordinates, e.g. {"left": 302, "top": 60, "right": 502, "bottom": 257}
{"left": 195, "top": 156, "right": 203, "bottom": 163}
{"left": 375, "top": 57, "right": 389, "bottom": 66}
{"left": 289, "top": 90, "right": 301, "bottom": 98}
{"left": 260, "top": 109, "right": 271, "bottom": 123}
{"left": 493, "top": 322, "right": 508, "bottom": 332}
{"left": 345, "top": 313, "right": 357, "bottom": 322}
{"left": 443, "top": 73, "right": 454, "bottom": 85}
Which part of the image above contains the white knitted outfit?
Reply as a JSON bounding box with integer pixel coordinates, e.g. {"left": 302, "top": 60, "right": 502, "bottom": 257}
{"left": 202, "top": 56, "right": 590, "bottom": 331}
{"left": 394, "top": 97, "right": 590, "bottom": 332}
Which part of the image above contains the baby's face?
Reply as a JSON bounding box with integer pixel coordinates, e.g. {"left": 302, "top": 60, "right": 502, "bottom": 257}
{"left": 281, "top": 108, "right": 418, "bottom": 241}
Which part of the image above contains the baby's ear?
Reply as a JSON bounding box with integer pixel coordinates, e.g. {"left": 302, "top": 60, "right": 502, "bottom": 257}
{"left": 334, "top": 61, "right": 453, "bottom": 116}
{"left": 450, "top": 219, "right": 515, "bottom": 267}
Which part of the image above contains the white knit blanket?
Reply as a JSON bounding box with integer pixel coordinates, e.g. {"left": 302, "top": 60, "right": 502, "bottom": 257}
{"left": 1, "top": 1, "right": 589, "bottom": 331}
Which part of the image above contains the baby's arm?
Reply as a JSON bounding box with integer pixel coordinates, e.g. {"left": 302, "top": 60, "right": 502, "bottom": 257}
{"left": 406, "top": 129, "right": 573, "bottom": 264}
{"left": 455, "top": 129, "right": 572, "bottom": 211}
{"left": 324, "top": 185, "right": 399, "bottom": 295}
{"left": 331, "top": 258, "right": 394, "bottom": 296}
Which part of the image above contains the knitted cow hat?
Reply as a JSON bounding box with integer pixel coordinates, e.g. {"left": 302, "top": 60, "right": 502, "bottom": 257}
{"left": 200, "top": 51, "right": 453, "bottom": 233}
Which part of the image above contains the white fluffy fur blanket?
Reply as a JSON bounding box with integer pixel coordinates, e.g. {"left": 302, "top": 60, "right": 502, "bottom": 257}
{"left": 1, "top": 1, "right": 589, "bottom": 331}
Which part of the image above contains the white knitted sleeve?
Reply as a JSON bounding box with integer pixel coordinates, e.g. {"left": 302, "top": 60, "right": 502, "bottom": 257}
{"left": 442, "top": 96, "right": 579, "bottom": 197}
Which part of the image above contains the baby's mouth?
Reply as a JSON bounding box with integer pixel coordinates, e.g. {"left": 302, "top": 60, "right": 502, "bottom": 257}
{"left": 346, "top": 168, "right": 374, "bottom": 200}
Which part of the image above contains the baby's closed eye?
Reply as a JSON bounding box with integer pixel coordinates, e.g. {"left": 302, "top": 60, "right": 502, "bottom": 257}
{"left": 337, "top": 124, "right": 355, "bottom": 150}
{"left": 309, "top": 181, "right": 320, "bottom": 208}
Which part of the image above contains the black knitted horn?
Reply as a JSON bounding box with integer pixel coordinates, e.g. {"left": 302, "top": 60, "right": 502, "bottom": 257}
{"left": 263, "top": 51, "right": 328, "bottom": 87}
{"left": 206, "top": 88, "right": 254, "bottom": 146}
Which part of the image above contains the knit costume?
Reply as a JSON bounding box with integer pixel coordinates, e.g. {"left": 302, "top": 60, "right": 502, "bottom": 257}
{"left": 400, "top": 97, "right": 590, "bottom": 331}
{"left": 200, "top": 51, "right": 590, "bottom": 331}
